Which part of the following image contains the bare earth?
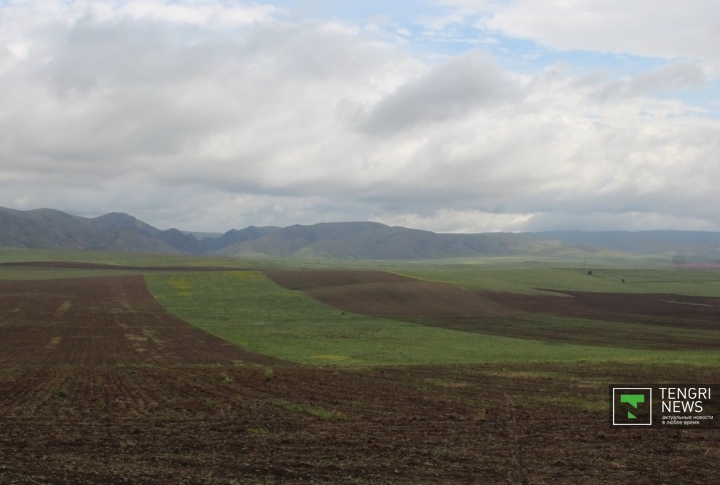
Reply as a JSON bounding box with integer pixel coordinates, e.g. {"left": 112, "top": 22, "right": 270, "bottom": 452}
{"left": 0, "top": 272, "right": 719, "bottom": 483}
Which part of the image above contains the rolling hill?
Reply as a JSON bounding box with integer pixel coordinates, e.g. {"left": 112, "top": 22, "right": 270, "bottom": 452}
{"left": 2, "top": 206, "right": 720, "bottom": 261}
{"left": 216, "top": 223, "right": 552, "bottom": 259}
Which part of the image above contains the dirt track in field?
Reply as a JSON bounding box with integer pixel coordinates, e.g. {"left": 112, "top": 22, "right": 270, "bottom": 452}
{"left": 0, "top": 275, "right": 284, "bottom": 366}
{"left": 266, "top": 270, "right": 720, "bottom": 350}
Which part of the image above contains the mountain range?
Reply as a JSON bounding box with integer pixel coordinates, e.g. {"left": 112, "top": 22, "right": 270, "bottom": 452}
{"left": 2, "top": 206, "right": 720, "bottom": 261}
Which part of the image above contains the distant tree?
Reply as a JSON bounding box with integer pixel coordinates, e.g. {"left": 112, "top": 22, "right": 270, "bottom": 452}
{"left": 587, "top": 270, "right": 592, "bottom": 275}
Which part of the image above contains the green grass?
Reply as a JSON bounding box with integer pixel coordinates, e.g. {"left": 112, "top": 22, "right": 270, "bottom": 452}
{"left": 144, "top": 271, "right": 720, "bottom": 366}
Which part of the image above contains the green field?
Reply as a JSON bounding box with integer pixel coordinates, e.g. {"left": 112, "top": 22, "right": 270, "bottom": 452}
{"left": 145, "top": 270, "right": 720, "bottom": 366}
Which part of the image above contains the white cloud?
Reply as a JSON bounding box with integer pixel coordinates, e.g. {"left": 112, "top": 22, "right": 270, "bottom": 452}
{"left": 627, "top": 62, "right": 708, "bottom": 95}
{"left": 1, "top": 0, "right": 719, "bottom": 233}
{"left": 443, "top": 0, "right": 720, "bottom": 68}
{"left": 318, "top": 20, "right": 360, "bottom": 36}
{"left": 114, "top": 0, "right": 283, "bottom": 26}
{"left": 356, "top": 49, "right": 520, "bottom": 134}
{"left": 377, "top": 209, "right": 533, "bottom": 233}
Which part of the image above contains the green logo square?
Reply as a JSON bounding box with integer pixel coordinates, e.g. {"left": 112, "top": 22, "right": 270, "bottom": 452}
{"left": 612, "top": 387, "right": 652, "bottom": 426}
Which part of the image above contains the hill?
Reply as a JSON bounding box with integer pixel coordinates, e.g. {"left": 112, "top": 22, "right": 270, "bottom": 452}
{"left": 0, "top": 208, "right": 179, "bottom": 253}
{"left": 217, "top": 223, "right": 556, "bottom": 259}
{"left": 0, "top": 207, "right": 282, "bottom": 255}
{"left": 2, "top": 206, "right": 720, "bottom": 261}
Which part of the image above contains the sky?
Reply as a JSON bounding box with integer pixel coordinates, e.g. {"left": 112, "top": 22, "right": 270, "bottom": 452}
{"left": 1, "top": 0, "right": 719, "bottom": 233}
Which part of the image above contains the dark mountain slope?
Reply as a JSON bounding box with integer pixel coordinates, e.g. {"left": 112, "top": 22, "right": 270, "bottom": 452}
{"left": 0, "top": 209, "right": 75, "bottom": 249}
{"left": 0, "top": 206, "right": 279, "bottom": 255}
{"left": 0, "top": 207, "right": 182, "bottom": 253}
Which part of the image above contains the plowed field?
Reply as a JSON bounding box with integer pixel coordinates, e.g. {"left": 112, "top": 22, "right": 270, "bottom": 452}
{"left": 266, "top": 270, "right": 519, "bottom": 326}
{"left": 0, "top": 275, "right": 283, "bottom": 366}
{"left": 1, "top": 268, "right": 719, "bottom": 483}
{"left": 0, "top": 363, "right": 719, "bottom": 484}
{"left": 481, "top": 289, "right": 720, "bottom": 330}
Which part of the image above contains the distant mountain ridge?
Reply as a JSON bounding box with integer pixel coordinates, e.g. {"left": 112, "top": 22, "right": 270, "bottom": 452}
{"left": 2, "top": 206, "right": 720, "bottom": 261}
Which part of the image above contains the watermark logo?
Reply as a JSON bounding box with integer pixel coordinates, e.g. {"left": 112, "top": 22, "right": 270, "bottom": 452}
{"left": 609, "top": 385, "right": 719, "bottom": 429}
{"left": 621, "top": 393, "right": 645, "bottom": 419}
{"left": 612, "top": 387, "right": 652, "bottom": 426}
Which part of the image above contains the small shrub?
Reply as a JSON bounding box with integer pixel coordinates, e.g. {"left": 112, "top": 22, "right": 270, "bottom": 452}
{"left": 264, "top": 368, "right": 274, "bottom": 382}
{"left": 220, "top": 372, "right": 233, "bottom": 383}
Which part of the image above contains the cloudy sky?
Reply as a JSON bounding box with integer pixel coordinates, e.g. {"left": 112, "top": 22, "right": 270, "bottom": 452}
{"left": 1, "top": 0, "right": 719, "bottom": 233}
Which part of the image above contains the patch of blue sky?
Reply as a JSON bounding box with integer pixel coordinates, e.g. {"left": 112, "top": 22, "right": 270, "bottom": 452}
{"left": 409, "top": 23, "right": 498, "bottom": 57}
{"left": 267, "top": 2, "right": 688, "bottom": 79}
{"left": 652, "top": 88, "right": 720, "bottom": 119}
{"left": 500, "top": 44, "right": 719, "bottom": 117}
{"left": 412, "top": 25, "right": 675, "bottom": 76}
{"left": 269, "top": 0, "right": 444, "bottom": 24}
{"left": 531, "top": 49, "right": 682, "bottom": 77}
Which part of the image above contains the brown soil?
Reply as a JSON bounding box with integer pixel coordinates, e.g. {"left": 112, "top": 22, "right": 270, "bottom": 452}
{"left": 266, "top": 269, "right": 417, "bottom": 290}
{"left": 1, "top": 271, "right": 719, "bottom": 483}
{"left": 266, "top": 270, "right": 520, "bottom": 331}
{"left": 0, "top": 275, "right": 284, "bottom": 366}
{"left": 0, "top": 363, "right": 718, "bottom": 484}
{"left": 480, "top": 289, "right": 720, "bottom": 331}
